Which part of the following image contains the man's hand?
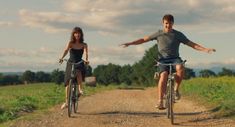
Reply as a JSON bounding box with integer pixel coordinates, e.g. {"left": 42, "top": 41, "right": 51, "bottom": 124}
{"left": 119, "top": 42, "right": 130, "bottom": 48}
{"left": 207, "top": 48, "right": 216, "bottom": 54}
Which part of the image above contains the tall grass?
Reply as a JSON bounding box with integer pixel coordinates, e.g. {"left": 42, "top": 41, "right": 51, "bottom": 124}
{"left": 181, "top": 76, "right": 235, "bottom": 118}
{"left": 0, "top": 83, "right": 118, "bottom": 124}
{"left": 0, "top": 83, "right": 64, "bottom": 123}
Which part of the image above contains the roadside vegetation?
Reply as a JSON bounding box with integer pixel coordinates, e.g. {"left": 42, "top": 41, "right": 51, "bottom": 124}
{"left": 181, "top": 76, "right": 235, "bottom": 118}
{"left": 0, "top": 83, "right": 118, "bottom": 125}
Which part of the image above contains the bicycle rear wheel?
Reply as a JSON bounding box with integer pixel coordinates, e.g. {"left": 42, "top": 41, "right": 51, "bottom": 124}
{"left": 68, "top": 80, "right": 74, "bottom": 117}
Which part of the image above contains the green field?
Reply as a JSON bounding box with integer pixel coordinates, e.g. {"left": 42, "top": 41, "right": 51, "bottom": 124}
{"left": 0, "top": 83, "right": 64, "bottom": 123}
{"left": 0, "top": 83, "right": 118, "bottom": 125}
{"left": 181, "top": 76, "right": 235, "bottom": 118}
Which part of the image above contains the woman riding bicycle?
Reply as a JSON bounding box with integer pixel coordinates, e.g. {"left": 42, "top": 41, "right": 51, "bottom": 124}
{"left": 120, "top": 14, "right": 216, "bottom": 109}
{"left": 59, "top": 26, "right": 89, "bottom": 109}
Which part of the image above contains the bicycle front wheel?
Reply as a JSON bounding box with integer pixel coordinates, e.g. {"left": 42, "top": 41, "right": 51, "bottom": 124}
{"left": 169, "top": 79, "right": 174, "bottom": 124}
{"left": 68, "top": 80, "right": 73, "bottom": 117}
{"left": 73, "top": 85, "right": 79, "bottom": 113}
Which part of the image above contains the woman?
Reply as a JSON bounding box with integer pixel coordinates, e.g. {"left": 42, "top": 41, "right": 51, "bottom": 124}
{"left": 59, "top": 27, "right": 89, "bottom": 109}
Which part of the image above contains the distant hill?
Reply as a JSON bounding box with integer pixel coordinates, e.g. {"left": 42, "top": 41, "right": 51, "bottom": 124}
{"left": 192, "top": 66, "right": 234, "bottom": 76}
{"left": 1, "top": 72, "right": 24, "bottom": 76}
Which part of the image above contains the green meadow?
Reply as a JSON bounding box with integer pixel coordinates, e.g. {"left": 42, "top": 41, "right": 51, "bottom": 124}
{"left": 181, "top": 76, "right": 235, "bottom": 118}
{"left": 0, "top": 83, "right": 64, "bottom": 123}
{"left": 0, "top": 83, "right": 118, "bottom": 125}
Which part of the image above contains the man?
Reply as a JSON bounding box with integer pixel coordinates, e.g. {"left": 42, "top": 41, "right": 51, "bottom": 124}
{"left": 120, "top": 14, "right": 216, "bottom": 109}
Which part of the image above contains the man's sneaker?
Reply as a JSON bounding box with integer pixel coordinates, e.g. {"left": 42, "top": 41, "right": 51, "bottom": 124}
{"left": 60, "top": 102, "right": 68, "bottom": 109}
{"left": 175, "top": 90, "right": 181, "bottom": 100}
{"left": 155, "top": 101, "right": 165, "bottom": 110}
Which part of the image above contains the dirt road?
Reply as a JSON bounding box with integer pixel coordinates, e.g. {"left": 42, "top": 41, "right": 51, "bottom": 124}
{"left": 11, "top": 88, "right": 235, "bottom": 127}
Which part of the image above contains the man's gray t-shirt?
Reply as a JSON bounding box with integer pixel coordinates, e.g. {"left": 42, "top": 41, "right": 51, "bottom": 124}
{"left": 148, "top": 29, "right": 190, "bottom": 59}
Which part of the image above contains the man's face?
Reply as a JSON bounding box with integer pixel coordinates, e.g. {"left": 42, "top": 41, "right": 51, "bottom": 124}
{"left": 163, "top": 20, "right": 173, "bottom": 32}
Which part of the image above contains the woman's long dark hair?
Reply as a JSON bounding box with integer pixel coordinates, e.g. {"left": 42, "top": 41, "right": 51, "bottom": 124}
{"left": 70, "top": 27, "right": 84, "bottom": 43}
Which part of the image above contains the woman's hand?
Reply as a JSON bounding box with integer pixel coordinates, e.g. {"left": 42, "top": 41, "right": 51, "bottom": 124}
{"left": 84, "top": 60, "right": 89, "bottom": 65}
{"left": 59, "top": 58, "right": 63, "bottom": 64}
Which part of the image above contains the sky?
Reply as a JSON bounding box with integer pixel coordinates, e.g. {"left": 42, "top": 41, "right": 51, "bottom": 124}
{"left": 0, "top": 0, "right": 235, "bottom": 72}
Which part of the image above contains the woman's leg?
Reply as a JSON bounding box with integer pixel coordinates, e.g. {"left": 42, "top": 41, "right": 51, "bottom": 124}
{"left": 76, "top": 71, "right": 83, "bottom": 94}
{"left": 65, "top": 81, "right": 69, "bottom": 103}
{"left": 61, "top": 81, "right": 70, "bottom": 109}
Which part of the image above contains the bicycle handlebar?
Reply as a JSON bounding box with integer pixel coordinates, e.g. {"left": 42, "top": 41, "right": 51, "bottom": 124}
{"left": 62, "top": 59, "right": 84, "bottom": 65}
{"left": 155, "top": 60, "right": 187, "bottom": 66}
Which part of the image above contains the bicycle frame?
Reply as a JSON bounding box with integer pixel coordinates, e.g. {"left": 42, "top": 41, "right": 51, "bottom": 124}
{"left": 156, "top": 60, "right": 186, "bottom": 124}
{"left": 63, "top": 59, "right": 83, "bottom": 117}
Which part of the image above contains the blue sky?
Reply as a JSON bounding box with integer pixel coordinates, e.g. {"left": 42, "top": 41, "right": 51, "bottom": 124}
{"left": 0, "top": 0, "right": 235, "bottom": 72}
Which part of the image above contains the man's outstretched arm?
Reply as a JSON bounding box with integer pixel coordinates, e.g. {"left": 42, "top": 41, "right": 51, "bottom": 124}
{"left": 186, "top": 41, "right": 216, "bottom": 53}
{"left": 120, "top": 36, "right": 150, "bottom": 48}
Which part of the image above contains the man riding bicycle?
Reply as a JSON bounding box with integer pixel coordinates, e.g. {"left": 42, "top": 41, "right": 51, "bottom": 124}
{"left": 120, "top": 14, "right": 216, "bottom": 109}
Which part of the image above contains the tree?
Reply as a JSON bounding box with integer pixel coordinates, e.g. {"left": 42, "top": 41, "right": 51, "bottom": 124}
{"left": 131, "top": 44, "right": 158, "bottom": 86}
{"left": 199, "top": 69, "right": 216, "bottom": 77}
{"left": 184, "top": 67, "right": 195, "bottom": 79}
{"left": 218, "top": 68, "right": 234, "bottom": 76}
{"left": 35, "top": 71, "right": 51, "bottom": 82}
{"left": 93, "top": 63, "right": 121, "bottom": 85}
{"left": 51, "top": 69, "right": 65, "bottom": 85}
{"left": 0, "top": 73, "right": 3, "bottom": 85}
{"left": 21, "top": 70, "right": 35, "bottom": 84}
{"left": 119, "top": 64, "right": 133, "bottom": 85}
{"left": 0, "top": 75, "right": 22, "bottom": 85}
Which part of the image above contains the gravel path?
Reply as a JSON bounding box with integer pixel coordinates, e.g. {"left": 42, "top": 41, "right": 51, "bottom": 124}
{"left": 10, "top": 88, "right": 235, "bottom": 127}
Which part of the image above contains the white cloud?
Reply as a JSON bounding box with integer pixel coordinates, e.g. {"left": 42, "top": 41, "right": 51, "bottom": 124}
{"left": 188, "top": 57, "right": 235, "bottom": 69}
{"left": 0, "top": 47, "right": 57, "bottom": 58}
{"left": 89, "top": 46, "right": 146, "bottom": 66}
{"left": 17, "top": 0, "right": 235, "bottom": 35}
{"left": 0, "top": 21, "right": 14, "bottom": 27}
{"left": 19, "top": 9, "right": 70, "bottom": 33}
{"left": 0, "top": 60, "right": 59, "bottom": 72}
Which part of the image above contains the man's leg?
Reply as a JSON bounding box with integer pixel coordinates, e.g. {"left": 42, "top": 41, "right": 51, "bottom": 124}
{"left": 174, "top": 64, "right": 184, "bottom": 100}
{"left": 156, "top": 71, "right": 168, "bottom": 109}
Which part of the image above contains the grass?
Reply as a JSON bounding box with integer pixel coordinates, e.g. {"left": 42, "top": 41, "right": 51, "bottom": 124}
{"left": 181, "top": 76, "right": 235, "bottom": 118}
{"left": 0, "top": 83, "right": 118, "bottom": 125}
{"left": 0, "top": 83, "right": 64, "bottom": 124}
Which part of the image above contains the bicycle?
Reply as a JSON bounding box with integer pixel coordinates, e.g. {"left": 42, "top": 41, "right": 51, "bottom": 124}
{"left": 155, "top": 60, "right": 186, "bottom": 124}
{"left": 63, "top": 59, "right": 84, "bottom": 117}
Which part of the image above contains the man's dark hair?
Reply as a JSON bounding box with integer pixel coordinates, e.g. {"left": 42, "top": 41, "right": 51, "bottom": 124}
{"left": 162, "top": 14, "right": 174, "bottom": 23}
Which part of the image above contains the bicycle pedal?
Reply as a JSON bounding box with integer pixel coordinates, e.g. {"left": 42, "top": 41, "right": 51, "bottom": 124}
{"left": 158, "top": 107, "right": 166, "bottom": 110}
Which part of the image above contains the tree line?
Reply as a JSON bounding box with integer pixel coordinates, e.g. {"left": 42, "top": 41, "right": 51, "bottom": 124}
{"left": 0, "top": 66, "right": 92, "bottom": 86}
{"left": 93, "top": 44, "right": 235, "bottom": 86}
{"left": 1, "top": 45, "right": 235, "bottom": 86}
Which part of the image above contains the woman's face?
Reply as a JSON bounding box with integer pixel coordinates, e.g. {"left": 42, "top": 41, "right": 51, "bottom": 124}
{"left": 73, "top": 32, "right": 81, "bottom": 40}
